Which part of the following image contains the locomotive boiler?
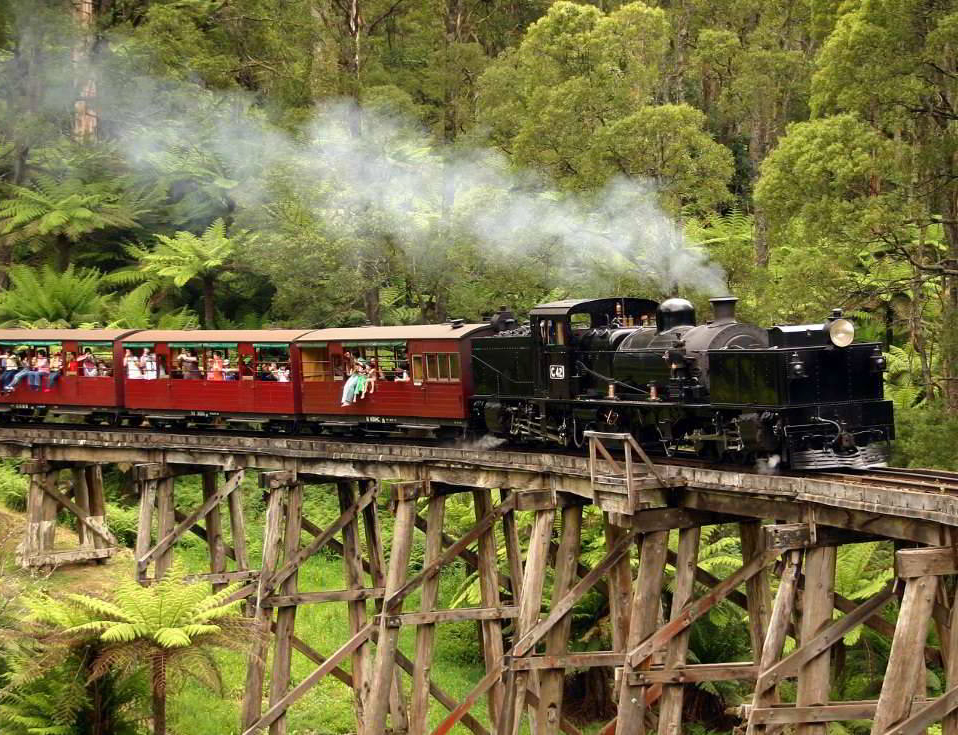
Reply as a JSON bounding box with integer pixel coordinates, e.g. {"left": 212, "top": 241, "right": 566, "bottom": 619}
{"left": 471, "top": 296, "right": 894, "bottom": 469}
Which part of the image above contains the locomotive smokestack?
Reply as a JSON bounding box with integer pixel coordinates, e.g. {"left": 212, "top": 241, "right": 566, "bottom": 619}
{"left": 710, "top": 297, "right": 738, "bottom": 323}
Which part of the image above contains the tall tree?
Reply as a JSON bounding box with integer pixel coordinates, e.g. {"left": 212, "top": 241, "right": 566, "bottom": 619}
{"left": 760, "top": 0, "right": 958, "bottom": 413}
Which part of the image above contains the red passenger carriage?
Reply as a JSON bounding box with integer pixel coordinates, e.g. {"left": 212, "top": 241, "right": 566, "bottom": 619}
{"left": 294, "top": 323, "right": 492, "bottom": 434}
{"left": 0, "top": 329, "right": 138, "bottom": 420}
{"left": 119, "top": 330, "right": 311, "bottom": 426}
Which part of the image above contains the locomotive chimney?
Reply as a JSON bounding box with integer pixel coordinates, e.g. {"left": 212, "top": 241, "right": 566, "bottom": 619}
{"left": 710, "top": 297, "right": 738, "bottom": 323}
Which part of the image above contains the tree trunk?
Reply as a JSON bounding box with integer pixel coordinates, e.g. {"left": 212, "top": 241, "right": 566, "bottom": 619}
{"left": 940, "top": 187, "right": 958, "bottom": 415}
{"left": 202, "top": 275, "right": 216, "bottom": 328}
{"left": 363, "top": 284, "right": 380, "bottom": 325}
{"left": 751, "top": 110, "right": 772, "bottom": 268}
{"left": 55, "top": 235, "right": 72, "bottom": 272}
{"left": 72, "top": 0, "right": 97, "bottom": 141}
{"left": 152, "top": 654, "right": 166, "bottom": 735}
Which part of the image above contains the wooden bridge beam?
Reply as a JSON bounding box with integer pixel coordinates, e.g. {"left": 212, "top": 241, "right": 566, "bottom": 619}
{"left": 796, "top": 546, "right": 837, "bottom": 735}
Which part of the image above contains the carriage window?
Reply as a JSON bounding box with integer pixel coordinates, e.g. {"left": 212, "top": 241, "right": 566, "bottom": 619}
{"left": 423, "top": 353, "right": 461, "bottom": 383}
{"left": 169, "top": 343, "right": 237, "bottom": 380}
{"left": 343, "top": 342, "right": 408, "bottom": 380}
{"left": 412, "top": 355, "right": 424, "bottom": 384}
{"left": 425, "top": 353, "right": 439, "bottom": 381}
{"left": 203, "top": 345, "right": 237, "bottom": 381}
{"left": 301, "top": 345, "right": 331, "bottom": 381}
{"left": 80, "top": 343, "right": 114, "bottom": 377}
{"left": 170, "top": 344, "right": 202, "bottom": 379}
{"left": 255, "top": 345, "right": 291, "bottom": 382}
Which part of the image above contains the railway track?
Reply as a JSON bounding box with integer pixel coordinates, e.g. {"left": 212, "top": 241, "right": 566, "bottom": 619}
{"left": 8, "top": 420, "right": 958, "bottom": 495}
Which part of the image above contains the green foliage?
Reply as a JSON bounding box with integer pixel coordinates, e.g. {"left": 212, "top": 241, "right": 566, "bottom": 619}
{"left": 0, "top": 461, "right": 27, "bottom": 513}
{"left": 478, "top": 1, "right": 732, "bottom": 212}
{"left": 0, "top": 264, "right": 107, "bottom": 327}
{"left": 0, "top": 173, "right": 146, "bottom": 258}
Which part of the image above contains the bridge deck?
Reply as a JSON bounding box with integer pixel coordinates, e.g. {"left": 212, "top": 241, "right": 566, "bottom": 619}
{"left": 0, "top": 426, "right": 952, "bottom": 543}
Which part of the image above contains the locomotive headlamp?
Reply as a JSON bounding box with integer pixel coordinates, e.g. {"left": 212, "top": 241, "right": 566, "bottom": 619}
{"left": 827, "top": 318, "right": 855, "bottom": 348}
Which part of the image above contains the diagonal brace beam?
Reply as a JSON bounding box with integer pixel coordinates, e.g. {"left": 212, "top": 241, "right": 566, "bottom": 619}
{"left": 387, "top": 493, "right": 516, "bottom": 610}
{"left": 881, "top": 683, "right": 958, "bottom": 735}
{"left": 627, "top": 546, "right": 783, "bottom": 669}
{"left": 138, "top": 470, "right": 244, "bottom": 571}
{"left": 512, "top": 528, "right": 640, "bottom": 658}
{"left": 755, "top": 584, "right": 895, "bottom": 694}
{"left": 242, "top": 622, "right": 374, "bottom": 735}
{"left": 41, "top": 482, "right": 116, "bottom": 546}
{"left": 266, "top": 482, "right": 378, "bottom": 594}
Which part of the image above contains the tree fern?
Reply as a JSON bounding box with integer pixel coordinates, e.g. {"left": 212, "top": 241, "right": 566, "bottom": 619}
{"left": 0, "top": 265, "right": 107, "bottom": 327}
{"left": 0, "top": 175, "right": 149, "bottom": 269}
{"left": 23, "top": 563, "right": 254, "bottom": 735}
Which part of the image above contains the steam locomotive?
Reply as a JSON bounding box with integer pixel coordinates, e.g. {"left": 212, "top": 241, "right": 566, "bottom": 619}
{"left": 471, "top": 297, "right": 893, "bottom": 470}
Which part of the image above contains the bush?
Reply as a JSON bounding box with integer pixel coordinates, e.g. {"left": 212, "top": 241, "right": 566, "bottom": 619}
{"left": 0, "top": 461, "right": 27, "bottom": 512}
{"left": 105, "top": 502, "right": 140, "bottom": 548}
{"left": 892, "top": 402, "right": 958, "bottom": 470}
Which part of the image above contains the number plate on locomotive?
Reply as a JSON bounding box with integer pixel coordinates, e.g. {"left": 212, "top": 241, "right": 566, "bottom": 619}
{"left": 549, "top": 365, "right": 565, "bottom": 379}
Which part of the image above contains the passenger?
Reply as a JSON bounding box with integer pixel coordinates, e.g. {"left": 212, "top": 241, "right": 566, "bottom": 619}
{"left": 124, "top": 348, "right": 142, "bottom": 379}
{"left": 276, "top": 364, "right": 290, "bottom": 383}
{"left": 97, "top": 360, "right": 111, "bottom": 377}
{"left": 179, "top": 348, "right": 200, "bottom": 379}
{"left": 66, "top": 351, "right": 78, "bottom": 374}
{"left": 32, "top": 349, "right": 49, "bottom": 391}
{"left": 0, "top": 349, "right": 18, "bottom": 390}
{"left": 343, "top": 350, "right": 355, "bottom": 377}
{"left": 5, "top": 351, "right": 32, "bottom": 392}
{"left": 140, "top": 347, "right": 157, "bottom": 380}
{"left": 366, "top": 358, "right": 382, "bottom": 395}
{"left": 340, "top": 359, "right": 361, "bottom": 406}
{"left": 209, "top": 351, "right": 224, "bottom": 381}
{"left": 81, "top": 348, "right": 98, "bottom": 377}
{"left": 355, "top": 359, "right": 370, "bottom": 399}
{"left": 394, "top": 360, "right": 411, "bottom": 382}
{"left": 222, "top": 356, "right": 236, "bottom": 380}
{"left": 239, "top": 356, "right": 254, "bottom": 379}
{"left": 46, "top": 351, "right": 62, "bottom": 392}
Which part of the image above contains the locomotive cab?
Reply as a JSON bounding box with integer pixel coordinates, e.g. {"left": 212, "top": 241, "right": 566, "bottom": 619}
{"left": 529, "top": 298, "right": 658, "bottom": 401}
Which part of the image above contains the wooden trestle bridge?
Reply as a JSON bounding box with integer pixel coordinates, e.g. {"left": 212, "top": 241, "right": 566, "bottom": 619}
{"left": 4, "top": 425, "right": 958, "bottom": 735}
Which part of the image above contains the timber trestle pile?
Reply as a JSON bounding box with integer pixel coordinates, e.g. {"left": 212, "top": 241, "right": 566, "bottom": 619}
{"left": 3, "top": 425, "right": 958, "bottom": 735}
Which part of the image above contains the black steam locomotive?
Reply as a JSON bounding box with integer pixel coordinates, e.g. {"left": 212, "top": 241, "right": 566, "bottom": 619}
{"left": 470, "top": 297, "right": 893, "bottom": 470}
